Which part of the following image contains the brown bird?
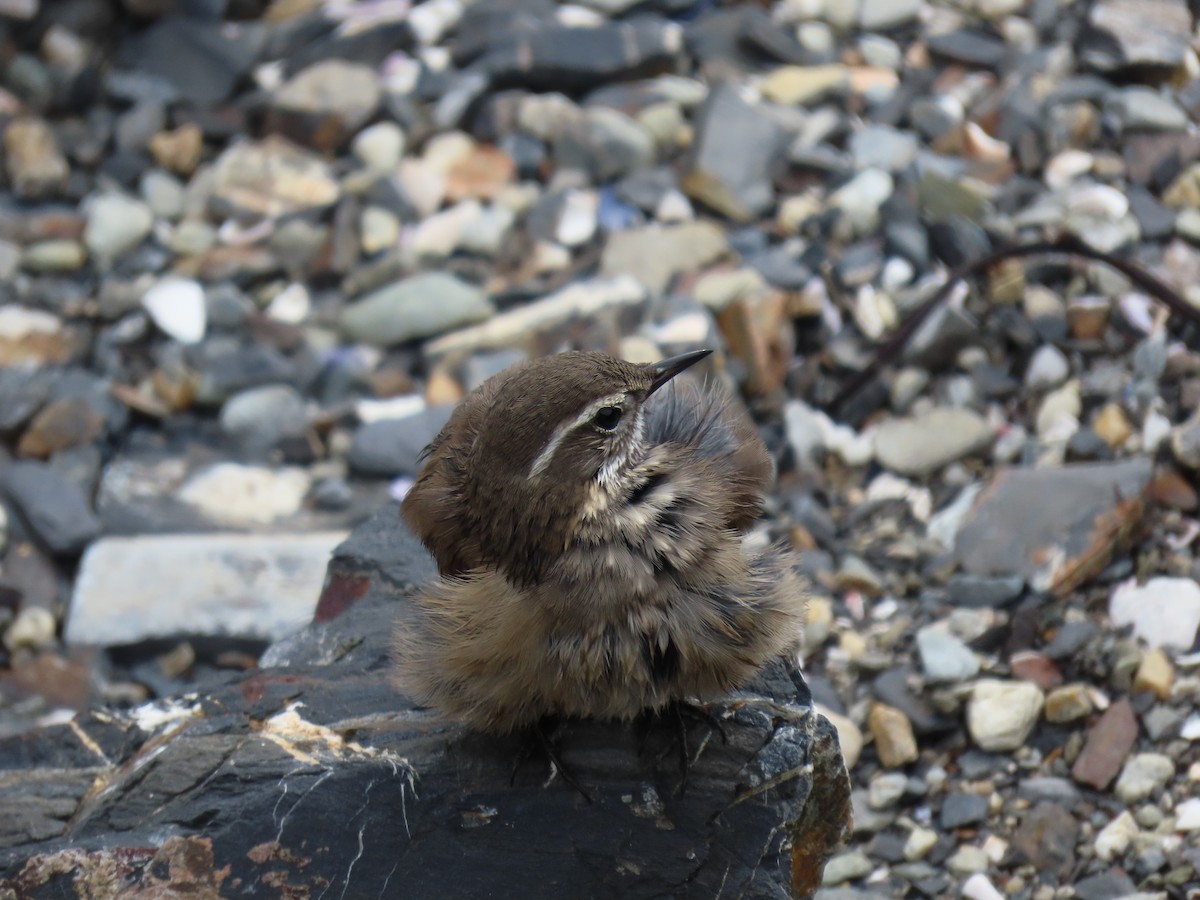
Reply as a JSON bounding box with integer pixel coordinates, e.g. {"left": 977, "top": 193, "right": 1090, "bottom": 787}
{"left": 393, "top": 349, "right": 807, "bottom": 737}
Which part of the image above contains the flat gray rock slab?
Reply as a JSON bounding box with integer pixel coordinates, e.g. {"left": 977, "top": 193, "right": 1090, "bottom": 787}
{"left": 65, "top": 532, "right": 347, "bottom": 645}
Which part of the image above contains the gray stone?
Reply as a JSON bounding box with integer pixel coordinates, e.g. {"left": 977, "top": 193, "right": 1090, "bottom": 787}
{"left": 945, "top": 574, "right": 1025, "bottom": 608}
{"left": 848, "top": 125, "right": 919, "bottom": 172}
{"left": 821, "top": 849, "right": 872, "bottom": 885}
{"left": 599, "top": 221, "right": 727, "bottom": 295}
{"left": 1083, "top": 0, "right": 1192, "bottom": 71}
{"left": 65, "top": 532, "right": 347, "bottom": 646}
{"left": 1107, "top": 87, "right": 1189, "bottom": 132}
{"left": 0, "top": 461, "right": 101, "bottom": 556}
{"left": 348, "top": 407, "right": 454, "bottom": 478}
{"left": 953, "top": 459, "right": 1152, "bottom": 588}
{"left": 219, "top": 385, "right": 308, "bottom": 450}
{"left": 682, "top": 82, "right": 783, "bottom": 223}
{"left": 873, "top": 408, "right": 994, "bottom": 476}
{"left": 340, "top": 273, "right": 494, "bottom": 346}
{"left": 859, "top": 0, "right": 922, "bottom": 29}
{"left": 966, "top": 679, "right": 1044, "bottom": 752}
{"left": 1024, "top": 344, "right": 1070, "bottom": 390}
{"left": 940, "top": 792, "right": 989, "bottom": 829}
{"left": 84, "top": 193, "right": 154, "bottom": 266}
{"left": 1114, "top": 753, "right": 1174, "bottom": 804}
{"left": 916, "top": 627, "right": 980, "bottom": 682}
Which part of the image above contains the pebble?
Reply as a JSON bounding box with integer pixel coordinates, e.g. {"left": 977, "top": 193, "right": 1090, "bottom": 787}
{"left": 866, "top": 772, "right": 908, "bottom": 810}
{"left": 1024, "top": 344, "right": 1070, "bottom": 390}
{"left": 681, "top": 82, "right": 782, "bottom": 222}
{"left": 348, "top": 407, "right": 454, "bottom": 478}
{"left": 821, "top": 849, "right": 873, "bottom": 886}
{"left": 175, "top": 464, "right": 311, "bottom": 527}
{"left": 340, "top": 273, "right": 494, "bottom": 346}
{"left": 946, "top": 844, "right": 989, "bottom": 876}
{"left": 352, "top": 122, "right": 406, "bottom": 171}
{"left": 1044, "top": 684, "right": 1094, "bottom": 722}
{"left": 940, "top": 792, "right": 989, "bottom": 829}
{"left": 868, "top": 702, "right": 919, "bottom": 768}
{"left": 3, "top": 116, "right": 68, "bottom": 199}
{"left": 600, "top": 221, "right": 727, "bottom": 295}
{"left": 873, "top": 407, "right": 993, "bottom": 476}
{"left": 66, "top": 533, "right": 347, "bottom": 646}
{"left": 0, "top": 461, "right": 102, "bottom": 556}
{"left": 84, "top": 193, "right": 154, "bottom": 267}
{"left": 1109, "top": 577, "right": 1200, "bottom": 650}
{"left": 1094, "top": 810, "right": 1139, "bottom": 862}
{"left": 1175, "top": 797, "right": 1200, "bottom": 831}
{"left": 141, "top": 277, "right": 207, "bottom": 345}
{"left": 1113, "top": 753, "right": 1174, "bottom": 804}
{"left": 903, "top": 826, "right": 937, "bottom": 861}
{"left": 966, "top": 680, "right": 1044, "bottom": 752}
{"left": 1072, "top": 698, "right": 1138, "bottom": 790}
{"left": 915, "top": 626, "right": 980, "bottom": 682}
{"left": 3, "top": 606, "right": 57, "bottom": 653}
{"left": 1132, "top": 648, "right": 1174, "bottom": 699}
{"left": 219, "top": 385, "right": 308, "bottom": 450}
{"left": 961, "top": 874, "right": 1004, "bottom": 900}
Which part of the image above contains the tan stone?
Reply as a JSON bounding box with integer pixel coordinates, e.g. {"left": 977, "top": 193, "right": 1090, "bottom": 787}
{"left": 868, "top": 703, "right": 919, "bottom": 768}
{"left": 1044, "top": 683, "right": 1094, "bottom": 723}
{"left": 1093, "top": 403, "right": 1133, "bottom": 448}
{"left": 150, "top": 123, "right": 204, "bottom": 176}
{"left": 1132, "top": 648, "right": 1174, "bottom": 700}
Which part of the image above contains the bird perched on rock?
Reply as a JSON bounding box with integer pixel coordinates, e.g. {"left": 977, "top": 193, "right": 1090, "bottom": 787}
{"left": 393, "top": 349, "right": 807, "bottom": 736}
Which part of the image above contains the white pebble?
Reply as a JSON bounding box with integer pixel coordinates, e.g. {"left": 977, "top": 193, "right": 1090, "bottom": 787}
{"left": 141, "top": 277, "right": 207, "bottom": 344}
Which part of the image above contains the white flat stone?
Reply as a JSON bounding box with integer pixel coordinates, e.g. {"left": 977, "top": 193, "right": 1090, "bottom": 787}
{"left": 66, "top": 532, "right": 347, "bottom": 646}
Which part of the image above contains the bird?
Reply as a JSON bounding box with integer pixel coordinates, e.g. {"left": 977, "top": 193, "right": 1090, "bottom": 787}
{"left": 392, "top": 348, "right": 807, "bottom": 738}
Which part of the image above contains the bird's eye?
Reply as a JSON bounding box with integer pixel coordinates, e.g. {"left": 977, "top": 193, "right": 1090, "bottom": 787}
{"left": 592, "top": 406, "right": 623, "bottom": 431}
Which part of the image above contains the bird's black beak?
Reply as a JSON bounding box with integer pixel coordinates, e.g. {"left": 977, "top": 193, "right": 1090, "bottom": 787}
{"left": 646, "top": 348, "right": 713, "bottom": 396}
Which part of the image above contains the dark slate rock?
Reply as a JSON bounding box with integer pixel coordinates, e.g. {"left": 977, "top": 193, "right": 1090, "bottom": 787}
{"left": 956, "top": 749, "right": 1008, "bottom": 780}
{"left": 0, "top": 368, "right": 53, "bottom": 434}
{"left": 925, "top": 29, "right": 1007, "bottom": 68}
{"left": 746, "top": 246, "right": 813, "bottom": 290}
{"left": 945, "top": 574, "right": 1025, "bottom": 608}
{"left": 738, "top": 8, "right": 808, "bottom": 65}
{"left": 1126, "top": 185, "right": 1176, "bottom": 240}
{"left": 682, "top": 81, "right": 784, "bottom": 223}
{"left": 871, "top": 667, "right": 955, "bottom": 736}
{"left": 903, "top": 305, "right": 980, "bottom": 370}
{"left": 0, "top": 512, "right": 851, "bottom": 900}
{"left": 480, "top": 20, "right": 681, "bottom": 92}
{"left": 0, "top": 462, "right": 102, "bottom": 556}
{"left": 1042, "top": 621, "right": 1100, "bottom": 659}
{"left": 927, "top": 214, "right": 990, "bottom": 267}
{"left": 118, "top": 17, "right": 266, "bottom": 105}
{"left": 347, "top": 407, "right": 455, "bottom": 478}
{"left": 617, "top": 167, "right": 678, "bottom": 214}
{"left": 883, "top": 219, "right": 930, "bottom": 269}
{"left": 1066, "top": 427, "right": 1114, "bottom": 462}
{"left": 938, "top": 792, "right": 989, "bottom": 829}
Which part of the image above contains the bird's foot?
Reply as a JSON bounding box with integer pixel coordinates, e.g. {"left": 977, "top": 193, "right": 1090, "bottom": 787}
{"left": 511, "top": 717, "right": 592, "bottom": 803}
{"left": 637, "top": 700, "right": 727, "bottom": 796}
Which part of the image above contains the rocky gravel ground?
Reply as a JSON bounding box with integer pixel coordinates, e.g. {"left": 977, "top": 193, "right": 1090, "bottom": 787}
{"left": 0, "top": 0, "right": 1199, "bottom": 895}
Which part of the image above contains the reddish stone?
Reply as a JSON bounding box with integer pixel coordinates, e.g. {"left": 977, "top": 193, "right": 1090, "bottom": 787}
{"left": 1071, "top": 697, "right": 1138, "bottom": 790}
{"left": 1010, "top": 651, "right": 1064, "bottom": 690}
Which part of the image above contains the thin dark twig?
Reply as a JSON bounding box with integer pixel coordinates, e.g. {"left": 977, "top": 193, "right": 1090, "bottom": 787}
{"left": 829, "top": 235, "right": 1200, "bottom": 415}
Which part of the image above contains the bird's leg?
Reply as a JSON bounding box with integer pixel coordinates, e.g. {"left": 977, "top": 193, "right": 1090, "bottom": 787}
{"left": 511, "top": 717, "right": 592, "bottom": 803}
{"left": 638, "top": 701, "right": 728, "bottom": 796}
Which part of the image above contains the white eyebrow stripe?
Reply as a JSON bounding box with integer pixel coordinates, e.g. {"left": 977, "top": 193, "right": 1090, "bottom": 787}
{"left": 528, "top": 393, "right": 627, "bottom": 478}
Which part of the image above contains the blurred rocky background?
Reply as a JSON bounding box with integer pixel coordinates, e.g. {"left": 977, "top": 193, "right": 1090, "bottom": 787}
{"left": 0, "top": 0, "right": 1198, "bottom": 895}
